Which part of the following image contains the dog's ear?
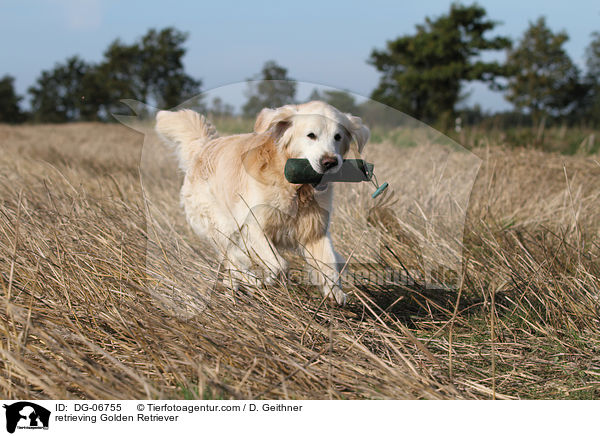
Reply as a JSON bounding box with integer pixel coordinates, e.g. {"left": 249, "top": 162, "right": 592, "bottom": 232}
{"left": 345, "top": 113, "right": 370, "bottom": 154}
{"left": 254, "top": 105, "right": 297, "bottom": 135}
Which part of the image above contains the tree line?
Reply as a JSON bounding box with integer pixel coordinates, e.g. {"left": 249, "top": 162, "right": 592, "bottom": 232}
{"left": 0, "top": 4, "right": 599, "bottom": 127}
{"left": 1, "top": 28, "right": 201, "bottom": 123}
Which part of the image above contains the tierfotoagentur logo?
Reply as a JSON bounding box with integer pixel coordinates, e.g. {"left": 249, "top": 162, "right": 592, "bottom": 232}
{"left": 2, "top": 402, "right": 50, "bottom": 434}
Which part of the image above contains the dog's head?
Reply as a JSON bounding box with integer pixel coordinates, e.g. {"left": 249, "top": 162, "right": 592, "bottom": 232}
{"left": 254, "top": 100, "right": 370, "bottom": 174}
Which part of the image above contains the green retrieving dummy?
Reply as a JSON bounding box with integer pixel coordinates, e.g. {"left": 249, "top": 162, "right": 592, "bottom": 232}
{"left": 284, "top": 158, "right": 388, "bottom": 198}
{"left": 284, "top": 159, "right": 373, "bottom": 184}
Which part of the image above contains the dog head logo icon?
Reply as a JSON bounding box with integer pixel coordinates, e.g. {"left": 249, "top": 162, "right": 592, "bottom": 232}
{"left": 3, "top": 402, "right": 50, "bottom": 434}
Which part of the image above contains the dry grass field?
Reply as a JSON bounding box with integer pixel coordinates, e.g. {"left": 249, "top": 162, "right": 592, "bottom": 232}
{"left": 1, "top": 121, "right": 600, "bottom": 399}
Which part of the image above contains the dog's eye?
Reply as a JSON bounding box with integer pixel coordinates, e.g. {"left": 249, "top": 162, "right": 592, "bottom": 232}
{"left": 334, "top": 133, "right": 341, "bottom": 141}
{"left": 307, "top": 133, "right": 317, "bottom": 140}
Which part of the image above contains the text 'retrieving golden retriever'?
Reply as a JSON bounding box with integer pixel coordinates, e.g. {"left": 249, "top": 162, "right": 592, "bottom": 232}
{"left": 155, "top": 101, "right": 370, "bottom": 305}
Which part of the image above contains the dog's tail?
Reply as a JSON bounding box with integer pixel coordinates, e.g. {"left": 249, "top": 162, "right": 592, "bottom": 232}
{"left": 155, "top": 109, "right": 217, "bottom": 171}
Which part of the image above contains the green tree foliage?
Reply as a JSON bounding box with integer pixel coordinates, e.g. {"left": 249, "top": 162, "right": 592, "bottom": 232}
{"left": 583, "top": 32, "right": 600, "bottom": 125}
{"left": 242, "top": 61, "right": 296, "bottom": 117}
{"left": 369, "top": 3, "right": 511, "bottom": 124}
{"left": 209, "top": 97, "right": 234, "bottom": 117}
{"left": 28, "top": 56, "right": 93, "bottom": 122}
{"left": 308, "top": 89, "right": 358, "bottom": 113}
{"left": 505, "top": 17, "right": 587, "bottom": 122}
{"left": 0, "top": 75, "right": 26, "bottom": 123}
{"left": 98, "top": 27, "right": 201, "bottom": 114}
{"left": 308, "top": 88, "right": 321, "bottom": 102}
{"left": 28, "top": 27, "right": 201, "bottom": 122}
{"left": 587, "top": 32, "right": 600, "bottom": 79}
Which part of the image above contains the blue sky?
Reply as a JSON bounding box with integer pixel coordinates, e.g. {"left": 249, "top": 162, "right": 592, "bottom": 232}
{"left": 1, "top": 0, "right": 599, "bottom": 112}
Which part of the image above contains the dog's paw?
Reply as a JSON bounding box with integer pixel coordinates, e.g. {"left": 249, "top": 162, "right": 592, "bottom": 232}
{"left": 264, "top": 271, "right": 287, "bottom": 286}
{"left": 323, "top": 285, "right": 347, "bottom": 306}
{"left": 261, "top": 258, "right": 288, "bottom": 287}
{"left": 224, "top": 269, "right": 259, "bottom": 290}
{"left": 226, "top": 268, "right": 287, "bottom": 290}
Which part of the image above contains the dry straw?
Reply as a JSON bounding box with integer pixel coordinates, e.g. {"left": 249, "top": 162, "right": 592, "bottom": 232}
{"left": 1, "top": 122, "right": 599, "bottom": 399}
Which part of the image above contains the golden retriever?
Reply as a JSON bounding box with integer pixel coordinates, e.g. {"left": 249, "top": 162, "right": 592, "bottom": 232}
{"left": 155, "top": 101, "right": 370, "bottom": 305}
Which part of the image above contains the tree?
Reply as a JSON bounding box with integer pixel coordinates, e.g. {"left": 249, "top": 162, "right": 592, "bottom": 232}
{"left": 0, "top": 75, "right": 26, "bottom": 123}
{"left": 308, "top": 88, "right": 322, "bottom": 102}
{"left": 28, "top": 56, "right": 92, "bottom": 122}
{"left": 209, "top": 97, "right": 234, "bottom": 117}
{"left": 587, "top": 32, "right": 600, "bottom": 79}
{"left": 28, "top": 27, "right": 201, "bottom": 122}
{"left": 369, "top": 3, "right": 511, "bottom": 125}
{"left": 505, "top": 17, "right": 587, "bottom": 122}
{"left": 242, "top": 61, "right": 296, "bottom": 117}
{"left": 583, "top": 32, "right": 600, "bottom": 125}
{"left": 308, "top": 88, "right": 358, "bottom": 113}
{"left": 98, "top": 27, "right": 202, "bottom": 114}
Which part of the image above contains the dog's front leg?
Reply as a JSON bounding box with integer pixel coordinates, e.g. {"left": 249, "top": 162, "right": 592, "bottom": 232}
{"left": 302, "top": 234, "right": 346, "bottom": 306}
{"left": 246, "top": 221, "right": 288, "bottom": 284}
{"left": 225, "top": 220, "right": 288, "bottom": 288}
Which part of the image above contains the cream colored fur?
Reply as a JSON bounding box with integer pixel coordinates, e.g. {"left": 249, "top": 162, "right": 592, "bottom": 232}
{"left": 155, "top": 101, "right": 370, "bottom": 305}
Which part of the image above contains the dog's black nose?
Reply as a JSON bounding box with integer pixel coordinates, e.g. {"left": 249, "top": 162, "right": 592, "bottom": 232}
{"left": 320, "top": 155, "right": 338, "bottom": 171}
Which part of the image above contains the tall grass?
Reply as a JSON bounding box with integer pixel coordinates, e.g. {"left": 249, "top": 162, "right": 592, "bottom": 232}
{"left": 371, "top": 123, "right": 599, "bottom": 156}
{"left": 0, "top": 122, "right": 599, "bottom": 399}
